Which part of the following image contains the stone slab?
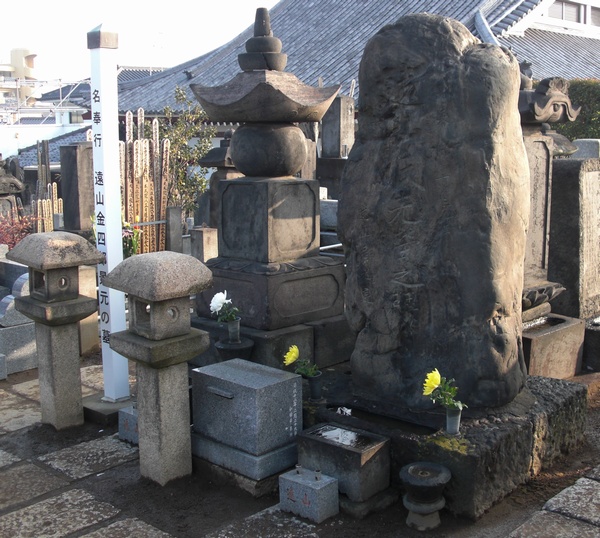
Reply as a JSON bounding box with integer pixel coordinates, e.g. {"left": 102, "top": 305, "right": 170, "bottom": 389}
{"left": 0, "top": 489, "right": 119, "bottom": 537}
{"left": 0, "top": 353, "right": 5, "bottom": 380}
{"left": 81, "top": 518, "right": 173, "bottom": 537}
{"left": 191, "top": 432, "right": 297, "bottom": 480}
{"left": 0, "top": 389, "right": 41, "bottom": 432}
{"left": 38, "top": 434, "right": 138, "bottom": 479}
{"left": 0, "top": 461, "right": 70, "bottom": 511}
{"left": 509, "top": 510, "right": 600, "bottom": 538}
{"left": 0, "top": 448, "right": 20, "bottom": 468}
{"left": 118, "top": 405, "right": 139, "bottom": 445}
{"left": 83, "top": 394, "right": 135, "bottom": 426}
{"left": 0, "top": 322, "right": 37, "bottom": 374}
{"left": 523, "top": 313, "right": 585, "bottom": 378}
{"left": 297, "top": 423, "right": 390, "bottom": 503}
{"left": 192, "top": 359, "right": 302, "bottom": 456}
{"left": 279, "top": 467, "right": 339, "bottom": 523}
{"left": 11, "top": 377, "right": 99, "bottom": 402}
{"left": 543, "top": 477, "right": 600, "bottom": 526}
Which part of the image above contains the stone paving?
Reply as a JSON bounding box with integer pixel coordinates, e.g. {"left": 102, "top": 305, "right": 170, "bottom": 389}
{"left": 0, "top": 365, "right": 166, "bottom": 538}
{"left": 0, "top": 365, "right": 599, "bottom": 537}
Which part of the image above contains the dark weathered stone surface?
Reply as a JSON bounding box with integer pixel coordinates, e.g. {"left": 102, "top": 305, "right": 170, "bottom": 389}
{"left": 230, "top": 123, "right": 307, "bottom": 177}
{"left": 218, "top": 177, "right": 320, "bottom": 263}
{"left": 196, "top": 256, "right": 345, "bottom": 331}
{"left": 338, "top": 14, "right": 529, "bottom": 410}
{"left": 548, "top": 158, "right": 600, "bottom": 319}
{"left": 318, "top": 375, "right": 587, "bottom": 519}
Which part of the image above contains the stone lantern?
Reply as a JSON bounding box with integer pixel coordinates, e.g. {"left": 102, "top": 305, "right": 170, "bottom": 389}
{"left": 103, "top": 251, "right": 212, "bottom": 485}
{"left": 6, "top": 231, "right": 103, "bottom": 429}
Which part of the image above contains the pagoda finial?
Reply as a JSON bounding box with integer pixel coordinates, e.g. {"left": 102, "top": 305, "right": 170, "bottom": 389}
{"left": 238, "top": 8, "right": 287, "bottom": 71}
{"left": 254, "top": 8, "right": 272, "bottom": 37}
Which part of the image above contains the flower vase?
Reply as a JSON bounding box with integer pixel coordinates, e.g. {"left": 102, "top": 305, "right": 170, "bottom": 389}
{"left": 227, "top": 317, "right": 241, "bottom": 344}
{"left": 307, "top": 371, "right": 323, "bottom": 401}
{"left": 445, "top": 408, "right": 462, "bottom": 435}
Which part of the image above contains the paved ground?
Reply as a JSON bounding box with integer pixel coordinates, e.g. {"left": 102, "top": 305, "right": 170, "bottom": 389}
{"left": 1, "top": 361, "right": 599, "bottom": 537}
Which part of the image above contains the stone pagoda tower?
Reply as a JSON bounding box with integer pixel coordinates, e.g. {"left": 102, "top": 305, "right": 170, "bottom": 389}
{"left": 192, "top": 8, "right": 346, "bottom": 364}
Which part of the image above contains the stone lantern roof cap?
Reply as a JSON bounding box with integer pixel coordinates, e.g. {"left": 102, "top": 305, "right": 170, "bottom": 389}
{"left": 102, "top": 251, "right": 213, "bottom": 302}
{"left": 6, "top": 231, "right": 104, "bottom": 270}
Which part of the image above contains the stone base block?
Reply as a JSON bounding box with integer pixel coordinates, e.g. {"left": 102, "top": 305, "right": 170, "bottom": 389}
{"left": 83, "top": 394, "right": 133, "bottom": 427}
{"left": 192, "top": 359, "right": 302, "bottom": 455}
{"left": 0, "top": 323, "right": 37, "bottom": 374}
{"left": 192, "top": 455, "right": 280, "bottom": 497}
{"left": 190, "top": 316, "right": 314, "bottom": 369}
{"left": 190, "top": 315, "right": 352, "bottom": 370}
{"left": 298, "top": 423, "right": 390, "bottom": 503}
{"left": 307, "top": 315, "right": 355, "bottom": 368}
{"left": 339, "top": 487, "right": 400, "bottom": 519}
{"left": 191, "top": 432, "right": 297, "bottom": 480}
{"left": 523, "top": 314, "right": 584, "bottom": 378}
{"left": 317, "top": 375, "right": 587, "bottom": 519}
{"left": 279, "top": 467, "right": 339, "bottom": 523}
{"left": 118, "top": 405, "right": 138, "bottom": 445}
{"left": 196, "top": 256, "right": 345, "bottom": 330}
{"left": 583, "top": 317, "right": 600, "bottom": 371}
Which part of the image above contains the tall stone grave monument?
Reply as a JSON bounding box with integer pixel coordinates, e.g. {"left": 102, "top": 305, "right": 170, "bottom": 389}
{"left": 192, "top": 10, "right": 345, "bottom": 341}
{"left": 338, "top": 14, "right": 530, "bottom": 411}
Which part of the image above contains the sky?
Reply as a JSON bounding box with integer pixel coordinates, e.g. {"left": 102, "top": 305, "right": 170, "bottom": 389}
{"left": 1, "top": 0, "right": 280, "bottom": 85}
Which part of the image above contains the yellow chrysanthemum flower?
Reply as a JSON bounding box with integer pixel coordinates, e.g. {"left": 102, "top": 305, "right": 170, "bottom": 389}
{"left": 283, "top": 345, "right": 299, "bottom": 366}
{"left": 423, "top": 368, "right": 441, "bottom": 396}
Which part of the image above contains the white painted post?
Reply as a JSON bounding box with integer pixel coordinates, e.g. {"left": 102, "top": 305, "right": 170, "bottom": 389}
{"left": 88, "top": 25, "right": 130, "bottom": 401}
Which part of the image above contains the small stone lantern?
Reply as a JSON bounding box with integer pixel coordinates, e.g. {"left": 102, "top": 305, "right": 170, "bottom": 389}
{"left": 103, "top": 251, "right": 212, "bottom": 485}
{"left": 6, "top": 232, "right": 103, "bottom": 429}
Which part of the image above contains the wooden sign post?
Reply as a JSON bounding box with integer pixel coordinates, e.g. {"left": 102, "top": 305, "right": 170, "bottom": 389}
{"left": 88, "top": 25, "right": 130, "bottom": 402}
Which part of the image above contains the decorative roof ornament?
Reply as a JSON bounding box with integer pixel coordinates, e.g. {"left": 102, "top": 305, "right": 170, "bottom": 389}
{"left": 519, "top": 77, "right": 581, "bottom": 124}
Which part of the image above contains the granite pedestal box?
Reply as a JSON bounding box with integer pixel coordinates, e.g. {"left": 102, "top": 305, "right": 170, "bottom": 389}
{"left": 297, "top": 423, "right": 390, "bottom": 503}
{"left": 191, "top": 359, "right": 302, "bottom": 480}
